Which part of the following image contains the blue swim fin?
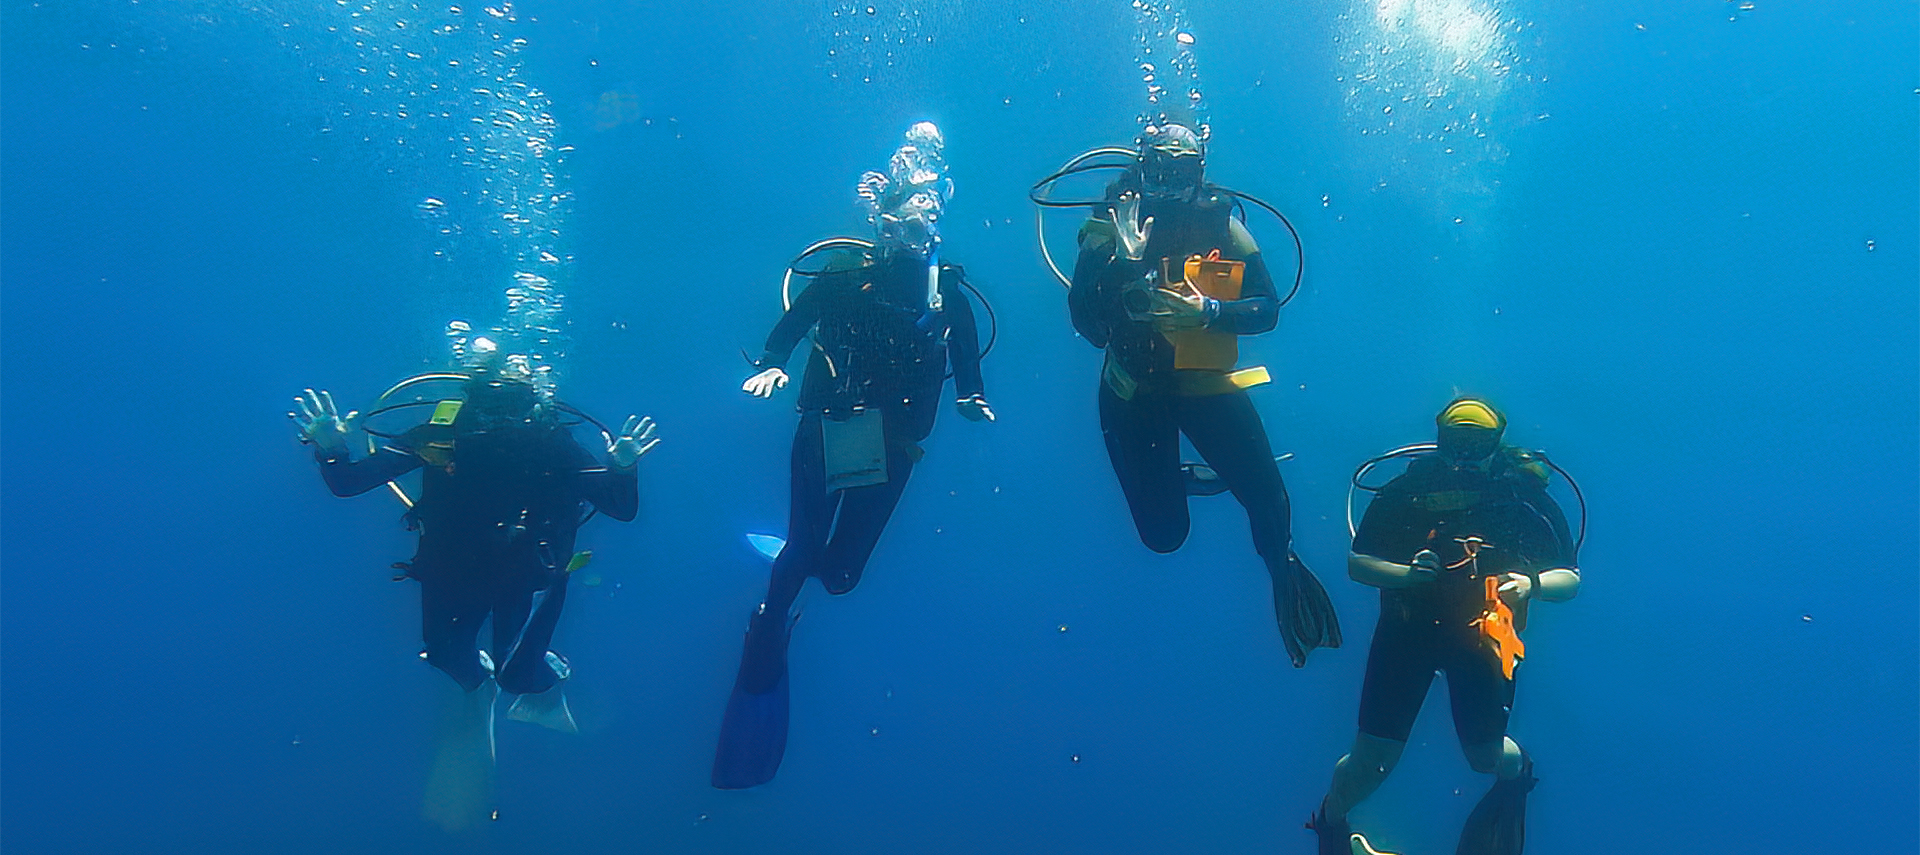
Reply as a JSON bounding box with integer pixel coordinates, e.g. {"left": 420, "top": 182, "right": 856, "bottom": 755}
{"left": 711, "top": 668, "right": 790, "bottom": 789}
{"left": 746, "top": 533, "right": 787, "bottom": 562}
{"left": 711, "top": 606, "right": 795, "bottom": 789}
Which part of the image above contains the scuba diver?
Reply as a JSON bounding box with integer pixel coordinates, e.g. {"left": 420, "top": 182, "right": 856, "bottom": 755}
{"left": 1310, "top": 397, "right": 1583, "bottom": 855}
{"left": 1044, "top": 122, "right": 1339, "bottom": 668}
{"left": 289, "top": 341, "right": 658, "bottom": 829}
{"left": 713, "top": 121, "right": 994, "bottom": 790}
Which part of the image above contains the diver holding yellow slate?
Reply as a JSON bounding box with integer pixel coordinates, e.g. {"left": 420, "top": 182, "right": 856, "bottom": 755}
{"left": 1311, "top": 398, "right": 1584, "bottom": 855}
{"left": 1043, "top": 122, "right": 1339, "bottom": 669}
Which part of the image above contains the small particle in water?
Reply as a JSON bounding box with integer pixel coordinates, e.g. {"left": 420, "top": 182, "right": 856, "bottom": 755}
{"left": 865, "top": 5, "right": 876, "bottom": 13}
{"left": 489, "top": 809, "right": 500, "bottom": 821}
{"left": 1865, "top": 240, "right": 1876, "bottom": 252}
{"left": 1070, "top": 754, "right": 1081, "bottom": 763}
{"left": 1321, "top": 195, "right": 1331, "bottom": 207}
{"left": 418, "top": 197, "right": 446, "bottom": 211}
{"left": 1802, "top": 614, "right": 1813, "bottom": 622}
{"left": 1175, "top": 31, "right": 1195, "bottom": 46}
{"left": 291, "top": 735, "right": 302, "bottom": 746}
{"left": 870, "top": 727, "right": 880, "bottom": 736}
{"left": 696, "top": 813, "right": 709, "bottom": 824}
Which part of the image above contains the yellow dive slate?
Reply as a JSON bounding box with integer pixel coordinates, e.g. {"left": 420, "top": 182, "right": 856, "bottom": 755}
{"left": 1472, "top": 575, "right": 1527, "bottom": 680}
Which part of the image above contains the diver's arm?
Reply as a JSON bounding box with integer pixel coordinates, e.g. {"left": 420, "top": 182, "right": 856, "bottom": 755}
{"left": 567, "top": 432, "right": 639, "bottom": 522}
{"left": 943, "top": 267, "right": 985, "bottom": 400}
{"left": 1208, "top": 219, "right": 1278, "bottom": 335}
{"left": 753, "top": 277, "right": 828, "bottom": 371}
{"left": 1348, "top": 551, "right": 1440, "bottom": 590}
{"left": 1511, "top": 491, "right": 1580, "bottom": 603}
{"left": 1533, "top": 568, "right": 1580, "bottom": 602}
{"left": 1068, "top": 242, "right": 1130, "bottom": 348}
{"left": 317, "top": 443, "right": 423, "bottom": 498}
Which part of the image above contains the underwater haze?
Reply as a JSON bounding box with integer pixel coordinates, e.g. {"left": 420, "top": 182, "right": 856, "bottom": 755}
{"left": 3, "top": 1, "right": 1915, "bottom": 853}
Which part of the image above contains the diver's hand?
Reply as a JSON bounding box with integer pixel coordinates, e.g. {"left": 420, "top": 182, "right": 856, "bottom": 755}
{"left": 956, "top": 393, "right": 996, "bottom": 423}
{"left": 608, "top": 415, "right": 659, "bottom": 468}
{"left": 1149, "top": 281, "right": 1215, "bottom": 331}
{"left": 1111, "top": 192, "right": 1154, "bottom": 262}
{"left": 742, "top": 367, "right": 789, "bottom": 398}
{"left": 1495, "top": 572, "right": 1533, "bottom": 606}
{"left": 1407, "top": 549, "right": 1442, "bottom": 585}
{"left": 855, "top": 170, "right": 890, "bottom": 206}
{"left": 291, "top": 388, "right": 357, "bottom": 455}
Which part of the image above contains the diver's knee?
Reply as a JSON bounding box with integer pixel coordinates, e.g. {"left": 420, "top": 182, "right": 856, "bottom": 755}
{"left": 1137, "top": 520, "right": 1189, "bottom": 553}
{"left": 1347, "top": 732, "right": 1408, "bottom": 777}
{"left": 1465, "top": 736, "right": 1525, "bottom": 777}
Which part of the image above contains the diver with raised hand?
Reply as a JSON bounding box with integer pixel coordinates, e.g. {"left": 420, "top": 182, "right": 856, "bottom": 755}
{"left": 714, "top": 121, "right": 993, "bottom": 789}
{"left": 290, "top": 337, "right": 658, "bottom": 829}
{"left": 1310, "top": 398, "right": 1582, "bottom": 855}
{"left": 1049, "top": 122, "right": 1339, "bottom": 667}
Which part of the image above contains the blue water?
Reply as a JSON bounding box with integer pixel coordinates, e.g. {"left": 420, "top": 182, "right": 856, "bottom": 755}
{"left": 3, "top": 1, "right": 1915, "bottom": 853}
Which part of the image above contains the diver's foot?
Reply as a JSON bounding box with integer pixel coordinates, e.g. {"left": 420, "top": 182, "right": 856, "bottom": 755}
{"left": 506, "top": 688, "right": 578, "bottom": 733}
{"left": 1309, "top": 803, "right": 1353, "bottom": 855}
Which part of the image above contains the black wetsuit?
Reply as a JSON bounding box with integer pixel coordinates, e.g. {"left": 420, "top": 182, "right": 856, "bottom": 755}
{"left": 1069, "top": 184, "right": 1338, "bottom": 666}
{"left": 1350, "top": 451, "right": 1576, "bottom": 746}
{"left": 736, "top": 250, "right": 985, "bottom": 690}
{"left": 317, "top": 415, "right": 637, "bottom": 694}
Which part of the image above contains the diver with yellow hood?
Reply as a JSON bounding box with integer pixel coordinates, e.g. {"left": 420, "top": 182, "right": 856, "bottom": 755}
{"left": 1311, "top": 397, "right": 1583, "bottom": 855}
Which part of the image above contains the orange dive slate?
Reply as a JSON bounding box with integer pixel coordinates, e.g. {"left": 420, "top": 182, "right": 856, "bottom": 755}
{"left": 1473, "top": 575, "right": 1526, "bottom": 680}
{"left": 1164, "top": 250, "right": 1244, "bottom": 371}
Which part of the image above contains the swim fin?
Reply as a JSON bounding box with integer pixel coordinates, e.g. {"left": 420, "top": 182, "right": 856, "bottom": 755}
{"left": 422, "top": 679, "right": 497, "bottom": 831}
{"left": 711, "top": 606, "right": 795, "bottom": 789}
{"left": 1350, "top": 832, "right": 1400, "bottom": 855}
{"left": 1182, "top": 462, "right": 1230, "bottom": 497}
{"left": 1272, "top": 550, "right": 1343, "bottom": 668}
{"left": 1183, "top": 453, "right": 1295, "bottom": 498}
{"left": 1455, "top": 756, "right": 1536, "bottom": 855}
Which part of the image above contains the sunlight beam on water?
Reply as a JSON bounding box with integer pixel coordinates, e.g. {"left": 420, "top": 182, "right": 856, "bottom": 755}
{"left": 1337, "top": 0, "right": 1536, "bottom": 202}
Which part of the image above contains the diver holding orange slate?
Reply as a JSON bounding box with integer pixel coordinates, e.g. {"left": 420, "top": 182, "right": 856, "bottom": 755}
{"left": 1040, "top": 122, "right": 1339, "bottom": 668}
{"left": 1310, "top": 398, "right": 1584, "bottom": 855}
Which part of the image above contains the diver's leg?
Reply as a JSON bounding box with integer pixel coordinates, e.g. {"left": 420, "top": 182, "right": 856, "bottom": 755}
{"left": 496, "top": 576, "right": 567, "bottom": 696}
{"left": 767, "top": 413, "right": 836, "bottom": 612}
{"left": 1097, "top": 383, "right": 1188, "bottom": 553}
{"left": 1452, "top": 647, "right": 1534, "bottom": 855}
{"left": 420, "top": 576, "right": 493, "bottom": 692}
{"left": 1314, "top": 613, "right": 1433, "bottom": 848}
{"left": 817, "top": 424, "right": 916, "bottom": 595}
{"left": 417, "top": 574, "right": 499, "bottom": 829}
{"left": 1175, "top": 391, "right": 1291, "bottom": 559}
{"left": 1179, "top": 392, "right": 1340, "bottom": 665}
{"left": 732, "top": 415, "right": 832, "bottom": 697}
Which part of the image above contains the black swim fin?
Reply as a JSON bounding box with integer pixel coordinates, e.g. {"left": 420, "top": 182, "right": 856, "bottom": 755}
{"left": 1272, "top": 550, "right": 1343, "bottom": 668}
{"left": 1455, "top": 755, "right": 1536, "bottom": 855}
{"left": 711, "top": 607, "right": 795, "bottom": 789}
